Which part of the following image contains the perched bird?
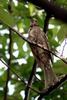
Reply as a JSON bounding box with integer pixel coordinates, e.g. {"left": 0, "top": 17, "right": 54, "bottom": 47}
{"left": 28, "top": 19, "right": 58, "bottom": 88}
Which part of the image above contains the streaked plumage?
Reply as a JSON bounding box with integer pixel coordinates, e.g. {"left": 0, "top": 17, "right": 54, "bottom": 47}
{"left": 28, "top": 19, "right": 58, "bottom": 88}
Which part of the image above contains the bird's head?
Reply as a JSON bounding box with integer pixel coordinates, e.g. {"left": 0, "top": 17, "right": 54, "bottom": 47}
{"left": 30, "top": 18, "right": 38, "bottom": 27}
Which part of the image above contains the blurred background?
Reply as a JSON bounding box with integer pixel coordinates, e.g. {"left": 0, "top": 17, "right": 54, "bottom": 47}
{"left": 0, "top": 0, "right": 67, "bottom": 100}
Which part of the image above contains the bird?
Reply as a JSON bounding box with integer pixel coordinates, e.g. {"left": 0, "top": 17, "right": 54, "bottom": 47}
{"left": 28, "top": 18, "right": 58, "bottom": 88}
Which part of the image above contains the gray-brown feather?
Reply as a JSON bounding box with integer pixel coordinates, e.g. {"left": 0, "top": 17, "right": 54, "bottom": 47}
{"left": 28, "top": 22, "right": 58, "bottom": 88}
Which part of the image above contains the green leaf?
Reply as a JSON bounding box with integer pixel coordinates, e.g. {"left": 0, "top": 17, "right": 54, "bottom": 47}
{"left": 0, "top": 90, "right": 4, "bottom": 99}
{"left": 55, "top": 0, "right": 67, "bottom": 7}
{"left": 53, "top": 60, "right": 67, "bottom": 74}
{"left": 14, "top": 2, "right": 30, "bottom": 17}
{"left": 57, "top": 24, "right": 67, "bottom": 41}
{"left": 0, "top": 6, "right": 15, "bottom": 26}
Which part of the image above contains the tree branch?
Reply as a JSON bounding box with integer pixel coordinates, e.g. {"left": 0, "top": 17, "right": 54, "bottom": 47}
{"left": 3, "top": 1, "right": 12, "bottom": 100}
{"left": 38, "top": 74, "right": 67, "bottom": 99}
{"left": 8, "top": 27, "right": 67, "bottom": 98}
{"left": 8, "top": 23, "right": 67, "bottom": 99}
{"left": 0, "top": 57, "right": 67, "bottom": 99}
{"left": 24, "top": 60, "right": 37, "bottom": 100}
{"left": 3, "top": 29, "right": 12, "bottom": 100}
{"left": 44, "top": 13, "right": 51, "bottom": 33}
{"left": 6, "top": 26, "right": 67, "bottom": 65}
{"left": 0, "top": 58, "right": 40, "bottom": 94}
{"left": 1, "top": 25, "right": 67, "bottom": 99}
{"left": 27, "top": 0, "right": 67, "bottom": 23}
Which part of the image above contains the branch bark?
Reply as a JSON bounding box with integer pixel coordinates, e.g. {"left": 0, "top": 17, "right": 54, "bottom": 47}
{"left": 38, "top": 74, "right": 67, "bottom": 99}
{"left": 3, "top": 1, "right": 12, "bottom": 100}
{"left": 1, "top": 58, "right": 67, "bottom": 99}
{"left": 1, "top": 23, "right": 67, "bottom": 99}
{"left": 7, "top": 26, "right": 67, "bottom": 65}
{"left": 24, "top": 60, "right": 37, "bottom": 100}
{"left": 0, "top": 58, "right": 40, "bottom": 94}
{"left": 27, "top": 0, "right": 67, "bottom": 23}
{"left": 44, "top": 13, "right": 52, "bottom": 33}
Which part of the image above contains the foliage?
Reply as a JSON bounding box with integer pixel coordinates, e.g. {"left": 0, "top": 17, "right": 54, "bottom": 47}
{"left": 0, "top": 0, "right": 67, "bottom": 100}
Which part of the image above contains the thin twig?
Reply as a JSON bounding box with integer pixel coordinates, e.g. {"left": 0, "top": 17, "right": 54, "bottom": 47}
{"left": 1, "top": 25, "right": 67, "bottom": 100}
{"left": 3, "top": 29, "right": 12, "bottom": 100}
{"left": 24, "top": 60, "right": 37, "bottom": 100}
{"left": 7, "top": 26, "right": 67, "bottom": 65}
{"left": 3, "top": 1, "right": 12, "bottom": 100}
{"left": 0, "top": 58, "right": 40, "bottom": 94}
{"left": 1, "top": 21, "right": 67, "bottom": 99}
{"left": 0, "top": 58, "right": 67, "bottom": 99}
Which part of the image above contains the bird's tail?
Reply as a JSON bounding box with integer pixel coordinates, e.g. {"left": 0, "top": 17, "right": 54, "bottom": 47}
{"left": 43, "top": 64, "right": 58, "bottom": 88}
